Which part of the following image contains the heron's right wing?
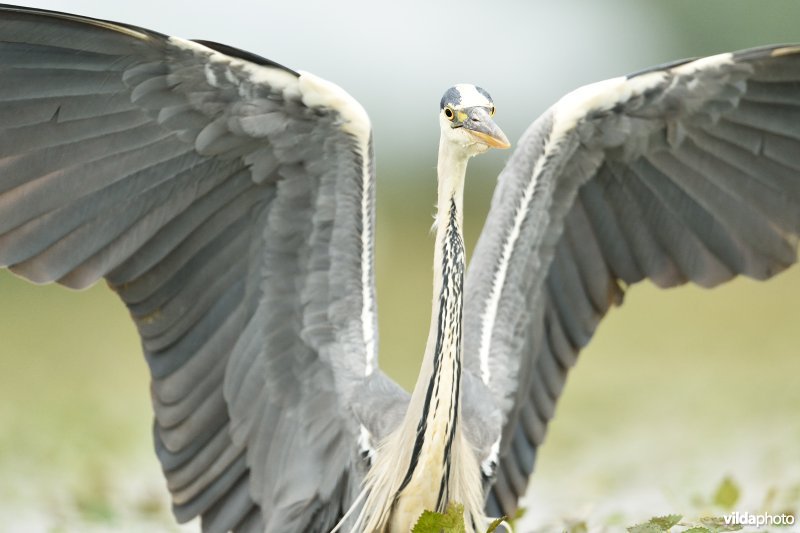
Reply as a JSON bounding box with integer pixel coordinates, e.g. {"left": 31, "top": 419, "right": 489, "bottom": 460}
{"left": 0, "top": 6, "right": 401, "bottom": 532}
{"left": 463, "top": 45, "right": 800, "bottom": 516}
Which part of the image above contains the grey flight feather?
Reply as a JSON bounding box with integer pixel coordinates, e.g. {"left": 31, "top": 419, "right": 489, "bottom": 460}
{"left": 463, "top": 45, "right": 800, "bottom": 516}
{"left": 0, "top": 5, "right": 405, "bottom": 532}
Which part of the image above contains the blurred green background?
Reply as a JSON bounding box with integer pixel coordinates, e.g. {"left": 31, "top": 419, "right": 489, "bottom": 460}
{"left": 1, "top": 1, "right": 800, "bottom": 531}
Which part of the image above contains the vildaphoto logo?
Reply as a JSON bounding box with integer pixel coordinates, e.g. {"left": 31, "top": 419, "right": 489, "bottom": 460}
{"left": 723, "top": 511, "right": 796, "bottom": 527}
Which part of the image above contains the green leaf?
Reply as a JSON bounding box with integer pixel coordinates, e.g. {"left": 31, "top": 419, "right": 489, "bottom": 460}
{"left": 627, "top": 514, "right": 682, "bottom": 533}
{"left": 513, "top": 507, "right": 527, "bottom": 521}
{"left": 485, "top": 516, "right": 508, "bottom": 533}
{"left": 681, "top": 528, "right": 711, "bottom": 533}
{"left": 502, "top": 506, "right": 526, "bottom": 531}
{"left": 411, "top": 503, "right": 466, "bottom": 533}
{"left": 411, "top": 510, "right": 441, "bottom": 533}
{"left": 713, "top": 477, "right": 740, "bottom": 510}
{"left": 697, "top": 516, "right": 743, "bottom": 532}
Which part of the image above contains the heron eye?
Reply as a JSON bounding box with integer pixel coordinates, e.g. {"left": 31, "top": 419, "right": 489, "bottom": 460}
{"left": 444, "top": 107, "right": 454, "bottom": 120}
{"left": 490, "top": 106, "right": 495, "bottom": 116}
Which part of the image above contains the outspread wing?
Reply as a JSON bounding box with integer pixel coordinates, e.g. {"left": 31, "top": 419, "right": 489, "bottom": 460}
{"left": 0, "top": 5, "right": 391, "bottom": 532}
{"left": 463, "top": 45, "right": 800, "bottom": 516}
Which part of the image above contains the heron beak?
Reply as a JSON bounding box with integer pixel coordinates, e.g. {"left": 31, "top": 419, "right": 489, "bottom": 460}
{"left": 463, "top": 107, "right": 510, "bottom": 149}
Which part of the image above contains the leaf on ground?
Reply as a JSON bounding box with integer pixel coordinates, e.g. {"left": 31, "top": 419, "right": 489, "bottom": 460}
{"left": 503, "top": 506, "right": 526, "bottom": 531}
{"left": 627, "top": 514, "right": 682, "bottom": 533}
{"left": 713, "top": 477, "right": 740, "bottom": 510}
{"left": 513, "top": 507, "right": 527, "bottom": 521}
{"left": 486, "top": 516, "right": 508, "bottom": 533}
{"left": 412, "top": 503, "right": 466, "bottom": 533}
{"left": 698, "top": 516, "right": 743, "bottom": 532}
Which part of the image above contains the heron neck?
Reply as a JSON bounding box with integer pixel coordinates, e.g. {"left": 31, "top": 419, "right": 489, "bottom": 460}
{"left": 355, "top": 139, "right": 481, "bottom": 533}
{"left": 432, "top": 140, "right": 468, "bottom": 292}
{"left": 395, "top": 137, "right": 469, "bottom": 512}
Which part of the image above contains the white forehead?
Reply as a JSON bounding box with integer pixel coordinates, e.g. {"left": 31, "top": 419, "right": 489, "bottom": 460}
{"left": 453, "top": 84, "right": 492, "bottom": 108}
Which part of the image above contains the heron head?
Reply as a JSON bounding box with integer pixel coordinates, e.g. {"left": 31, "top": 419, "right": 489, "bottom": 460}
{"left": 439, "top": 84, "right": 510, "bottom": 155}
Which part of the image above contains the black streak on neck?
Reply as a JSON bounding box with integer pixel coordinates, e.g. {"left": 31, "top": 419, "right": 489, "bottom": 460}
{"left": 396, "top": 197, "right": 465, "bottom": 509}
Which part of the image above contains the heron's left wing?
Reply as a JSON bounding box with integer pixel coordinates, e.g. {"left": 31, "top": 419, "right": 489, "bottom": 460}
{"left": 462, "top": 45, "right": 800, "bottom": 516}
{"left": 0, "top": 5, "right": 396, "bottom": 532}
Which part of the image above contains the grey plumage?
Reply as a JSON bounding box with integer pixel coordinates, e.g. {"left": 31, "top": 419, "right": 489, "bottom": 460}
{"left": 0, "top": 5, "right": 388, "bottom": 532}
{"left": 1, "top": 4, "right": 799, "bottom": 532}
{"left": 464, "top": 45, "right": 800, "bottom": 517}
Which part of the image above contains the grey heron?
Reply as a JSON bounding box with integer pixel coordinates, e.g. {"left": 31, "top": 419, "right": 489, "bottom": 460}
{"left": 1, "top": 3, "right": 799, "bottom": 533}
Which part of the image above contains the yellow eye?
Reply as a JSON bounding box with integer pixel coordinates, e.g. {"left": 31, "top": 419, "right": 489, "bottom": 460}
{"left": 444, "top": 107, "right": 455, "bottom": 121}
{"left": 490, "top": 106, "right": 495, "bottom": 116}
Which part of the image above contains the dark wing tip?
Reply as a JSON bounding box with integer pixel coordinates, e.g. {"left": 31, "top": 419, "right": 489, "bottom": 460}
{"left": 626, "top": 43, "right": 800, "bottom": 80}
{"left": 191, "top": 40, "right": 300, "bottom": 77}
{"left": 0, "top": 2, "right": 167, "bottom": 40}
{"left": 0, "top": 4, "right": 301, "bottom": 79}
{"left": 731, "top": 43, "right": 800, "bottom": 61}
{"left": 626, "top": 57, "right": 697, "bottom": 79}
